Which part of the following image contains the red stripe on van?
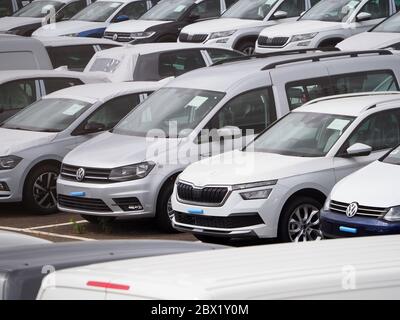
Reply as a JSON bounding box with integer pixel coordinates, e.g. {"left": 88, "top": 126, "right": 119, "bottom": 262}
{"left": 87, "top": 281, "right": 130, "bottom": 291}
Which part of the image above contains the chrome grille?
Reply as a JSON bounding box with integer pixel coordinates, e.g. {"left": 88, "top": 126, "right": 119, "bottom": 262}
{"left": 257, "top": 36, "right": 289, "bottom": 47}
{"left": 330, "top": 200, "right": 387, "bottom": 217}
{"left": 60, "top": 164, "right": 112, "bottom": 183}
{"left": 104, "top": 32, "right": 131, "bottom": 42}
{"left": 179, "top": 33, "right": 208, "bottom": 43}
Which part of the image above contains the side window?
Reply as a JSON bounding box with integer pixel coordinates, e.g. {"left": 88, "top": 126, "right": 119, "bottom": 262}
{"left": 80, "top": 93, "right": 143, "bottom": 132}
{"left": 158, "top": 50, "right": 206, "bottom": 78}
{"left": 342, "top": 110, "right": 400, "bottom": 152}
{"left": 150, "top": 0, "right": 161, "bottom": 6}
{"left": 115, "top": 1, "right": 147, "bottom": 19}
{"left": 359, "top": 0, "right": 390, "bottom": 19}
{"left": 224, "top": 0, "right": 239, "bottom": 9}
{"left": 396, "top": 0, "right": 400, "bottom": 11}
{"left": 205, "top": 87, "right": 277, "bottom": 135}
{"left": 46, "top": 45, "right": 96, "bottom": 71}
{"left": 275, "top": 0, "right": 305, "bottom": 18}
{"left": 0, "top": 0, "right": 13, "bottom": 16}
{"left": 206, "top": 48, "right": 243, "bottom": 64}
{"left": 43, "top": 78, "right": 83, "bottom": 94}
{"left": 98, "top": 44, "right": 120, "bottom": 50}
{"left": 286, "top": 78, "right": 331, "bottom": 110}
{"left": 56, "top": 0, "right": 86, "bottom": 21}
{"left": 0, "top": 79, "right": 37, "bottom": 111}
{"left": 310, "top": 0, "right": 321, "bottom": 6}
{"left": 189, "top": 0, "right": 221, "bottom": 19}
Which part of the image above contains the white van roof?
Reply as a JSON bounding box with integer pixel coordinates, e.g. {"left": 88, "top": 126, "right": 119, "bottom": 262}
{"left": 38, "top": 235, "right": 400, "bottom": 300}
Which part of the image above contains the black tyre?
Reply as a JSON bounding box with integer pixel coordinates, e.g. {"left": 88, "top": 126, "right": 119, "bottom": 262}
{"left": 236, "top": 41, "right": 255, "bottom": 55}
{"left": 156, "top": 181, "right": 179, "bottom": 233}
{"left": 23, "top": 163, "right": 60, "bottom": 215}
{"left": 157, "top": 35, "right": 177, "bottom": 43}
{"left": 278, "top": 196, "right": 323, "bottom": 243}
{"left": 318, "top": 39, "right": 342, "bottom": 49}
{"left": 80, "top": 214, "right": 116, "bottom": 224}
{"left": 194, "top": 234, "right": 232, "bottom": 245}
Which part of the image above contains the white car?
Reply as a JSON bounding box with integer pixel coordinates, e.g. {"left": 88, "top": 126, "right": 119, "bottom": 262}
{"left": 172, "top": 92, "right": 400, "bottom": 243}
{"left": 37, "top": 235, "right": 400, "bottom": 300}
{"left": 178, "top": 0, "right": 320, "bottom": 55}
{"left": 255, "top": 0, "right": 398, "bottom": 53}
{"left": 32, "top": 0, "right": 156, "bottom": 37}
{"left": 337, "top": 10, "right": 400, "bottom": 51}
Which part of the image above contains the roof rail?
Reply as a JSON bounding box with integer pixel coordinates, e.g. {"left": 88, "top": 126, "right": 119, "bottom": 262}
{"left": 261, "top": 50, "right": 393, "bottom": 71}
{"left": 211, "top": 47, "right": 339, "bottom": 66}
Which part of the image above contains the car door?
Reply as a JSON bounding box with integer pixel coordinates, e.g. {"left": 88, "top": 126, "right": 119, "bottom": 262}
{"left": 0, "top": 78, "right": 39, "bottom": 122}
{"left": 268, "top": 0, "right": 307, "bottom": 23}
{"left": 333, "top": 108, "right": 400, "bottom": 181}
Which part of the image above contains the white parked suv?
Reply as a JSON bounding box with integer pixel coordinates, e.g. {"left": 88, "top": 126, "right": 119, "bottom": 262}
{"left": 172, "top": 92, "right": 400, "bottom": 243}
{"left": 179, "top": 0, "right": 321, "bottom": 55}
{"left": 56, "top": 50, "right": 400, "bottom": 230}
{"left": 255, "top": 0, "right": 398, "bottom": 53}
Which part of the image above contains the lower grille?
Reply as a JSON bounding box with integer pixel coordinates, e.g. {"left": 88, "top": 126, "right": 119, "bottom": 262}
{"left": 58, "top": 195, "right": 110, "bottom": 212}
{"left": 330, "top": 200, "right": 387, "bottom": 217}
{"left": 177, "top": 182, "right": 229, "bottom": 205}
{"left": 257, "top": 36, "right": 289, "bottom": 47}
{"left": 104, "top": 32, "right": 131, "bottom": 42}
{"left": 174, "top": 212, "right": 264, "bottom": 229}
{"left": 60, "top": 164, "right": 112, "bottom": 183}
{"left": 179, "top": 33, "right": 208, "bottom": 43}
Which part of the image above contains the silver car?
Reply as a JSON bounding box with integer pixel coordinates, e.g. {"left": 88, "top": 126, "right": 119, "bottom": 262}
{"left": 0, "top": 81, "right": 161, "bottom": 214}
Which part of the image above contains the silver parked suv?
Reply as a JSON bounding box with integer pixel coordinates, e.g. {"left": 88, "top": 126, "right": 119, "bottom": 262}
{"left": 56, "top": 49, "right": 400, "bottom": 230}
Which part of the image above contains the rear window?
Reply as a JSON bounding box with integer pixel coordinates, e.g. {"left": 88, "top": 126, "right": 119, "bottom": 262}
{"left": 47, "top": 45, "right": 96, "bottom": 71}
{"left": 0, "top": 52, "right": 38, "bottom": 70}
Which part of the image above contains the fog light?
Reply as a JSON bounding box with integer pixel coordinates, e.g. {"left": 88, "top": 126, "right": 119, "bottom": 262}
{"left": 216, "top": 38, "right": 229, "bottom": 43}
{"left": 113, "top": 197, "right": 143, "bottom": 211}
{"left": 297, "top": 41, "right": 311, "bottom": 47}
{"left": 0, "top": 182, "right": 9, "bottom": 191}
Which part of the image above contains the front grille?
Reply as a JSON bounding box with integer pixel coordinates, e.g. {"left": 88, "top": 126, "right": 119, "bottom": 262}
{"left": 174, "top": 212, "right": 263, "bottom": 229}
{"left": 177, "top": 182, "right": 229, "bottom": 205}
{"left": 113, "top": 197, "right": 143, "bottom": 211}
{"left": 58, "top": 195, "right": 110, "bottom": 212}
{"left": 104, "top": 31, "right": 131, "bottom": 42}
{"left": 257, "top": 36, "right": 289, "bottom": 47}
{"left": 330, "top": 200, "right": 387, "bottom": 217}
{"left": 60, "top": 164, "right": 112, "bottom": 183}
{"left": 179, "top": 33, "right": 208, "bottom": 43}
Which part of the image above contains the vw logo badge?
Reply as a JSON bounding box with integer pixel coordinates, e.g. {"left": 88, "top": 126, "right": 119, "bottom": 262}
{"left": 76, "top": 168, "right": 85, "bottom": 182}
{"left": 112, "top": 33, "right": 118, "bottom": 41}
{"left": 346, "top": 202, "right": 358, "bottom": 218}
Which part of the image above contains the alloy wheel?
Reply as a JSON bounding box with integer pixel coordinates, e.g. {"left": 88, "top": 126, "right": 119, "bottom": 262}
{"left": 243, "top": 46, "right": 255, "bottom": 55}
{"left": 288, "top": 204, "right": 323, "bottom": 242}
{"left": 167, "top": 196, "right": 174, "bottom": 220}
{"left": 33, "top": 172, "right": 58, "bottom": 209}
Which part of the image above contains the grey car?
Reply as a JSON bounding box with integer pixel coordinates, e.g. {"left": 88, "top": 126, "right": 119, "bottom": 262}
{"left": 0, "top": 81, "right": 161, "bottom": 214}
{"left": 0, "top": 230, "right": 51, "bottom": 249}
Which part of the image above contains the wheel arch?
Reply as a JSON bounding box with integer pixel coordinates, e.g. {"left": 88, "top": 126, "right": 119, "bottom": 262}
{"left": 233, "top": 35, "right": 259, "bottom": 51}
{"left": 22, "top": 158, "right": 62, "bottom": 194}
{"left": 154, "top": 170, "right": 182, "bottom": 211}
{"left": 317, "top": 37, "right": 345, "bottom": 48}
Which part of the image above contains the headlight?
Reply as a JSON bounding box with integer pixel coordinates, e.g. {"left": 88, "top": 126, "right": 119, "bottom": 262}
{"left": 209, "top": 30, "right": 236, "bottom": 40}
{"left": 63, "top": 33, "right": 79, "bottom": 37}
{"left": 232, "top": 180, "right": 277, "bottom": 191}
{"left": 0, "top": 156, "right": 22, "bottom": 170}
{"left": 109, "top": 161, "right": 155, "bottom": 182}
{"left": 384, "top": 206, "right": 400, "bottom": 222}
{"left": 240, "top": 188, "right": 272, "bottom": 200}
{"left": 323, "top": 195, "right": 331, "bottom": 211}
{"left": 130, "top": 31, "right": 155, "bottom": 39}
{"left": 291, "top": 32, "right": 318, "bottom": 42}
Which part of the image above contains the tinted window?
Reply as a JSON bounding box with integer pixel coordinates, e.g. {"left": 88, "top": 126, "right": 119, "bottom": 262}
{"left": 310, "top": 0, "right": 321, "bottom": 5}
{"left": 57, "top": 0, "right": 86, "bottom": 20}
{"left": 0, "top": 0, "right": 13, "bottom": 16}
{"left": 359, "top": 0, "right": 389, "bottom": 19}
{"left": 224, "top": 0, "right": 238, "bottom": 9}
{"left": 13, "top": 0, "right": 63, "bottom": 17}
{"left": 47, "top": 45, "right": 96, "bottom": 71}
{"left": 98, "top": 44, "right": 120, "bottom": 50}
{"left": 158, "top": 50, "right": 206, "bottom": 78}
{"left": 0, "top": 52, "right": 37, "bottom": 70}
{"left": 275, "top": 0, "right": 305, "bottom": 18}
{"left": 43, "top": 78, "right": 83, "bottom": 94}
{"left": 206, "top": 48, "right": 243, "bottom": 64}
{"left": 286, "top": 78, "right": 331, "bottom": 110}
{"left": 0, "top": 79, "right": 37, "bottom": 112}
{"left": 113, "top": 0, "right": 147, "bottom": 20}
{"left": 189, "top": 0, "right": 221, "bottom": 19}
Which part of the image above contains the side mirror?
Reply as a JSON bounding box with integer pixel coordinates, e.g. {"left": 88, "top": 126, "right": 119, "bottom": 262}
{"left": 115, "top": 15, "right": 129, "bottom": 22}
{"left": 217, "top": 126, "right": 242, "bottom": 139}
{"left": 356, "top": 12, "right": 372, "bottom": 22}
{"left": 84, "top": 122, "right": 106, "bottom": 134}
{"left": 272, "top": 10, "right": 288, "bottom": 20}
{"left": 346, "top": 143, "right": 372, "bottom": 157}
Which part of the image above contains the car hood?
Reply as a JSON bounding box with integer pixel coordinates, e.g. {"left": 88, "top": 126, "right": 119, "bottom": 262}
{"left": 63, "top": 131, "right": 180, "bottom": 168}
{"left": 337, "top": 31, "right": 400, "bottom": 50}
{"left": 261, "top": 20, "right": 344, "bottom": 37}
{"left": 182, "top": 18, "right": 266, "bottom": 34}
{"left": 0, "top": 17, "right": 41, "bottom": 31}
{"left": 0, "top": 128, "right": 57, "bottom": 156}
{"left": 105, "top": 19, "right": 172, "bottom": 33}
{"left": 179, "top": 150, "right": 332, "bottom": 186}
{"left": 330, "top": 161, "right": 400, "bottom": 208}
{"left": 32, "top": 21, "right": 106, "bottom": 36}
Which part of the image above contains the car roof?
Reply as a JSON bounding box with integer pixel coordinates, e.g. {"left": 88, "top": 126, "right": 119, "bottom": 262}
{"left": 36, "top": 36, "right": 121, "bottom": 47}
{"left": 0, "top": 231, "right": 51, "bottom": 249}
{"left": 97, "top": 0, "right": 143, "bottom": 3}
{"left": 33, "top": 0, "right": 75, "bottom": 4}
{"left": 0, "top": 69, "right": 100, "bottom": 83}
{"left": 45, "top": 235, "right": 400, "bottom": 299}
{"left": 297, "top": 92, "right": 400, "bottom": 117}
{"left": 45, "top": 81, "right": 162, "bottom": 101}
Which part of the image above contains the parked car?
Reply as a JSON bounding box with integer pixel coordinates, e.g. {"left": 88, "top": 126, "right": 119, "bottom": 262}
{"left": 0, "top": 34, "right": 53, "bottom": 70}
{"left": 56, "top": 50, "right": 400, "bottom": 230}
{"left": 0, "top": 81, "right": 161, "bottom": 214}
{"left": 0, "top": 69, "right": 109, "bottom": 122}
{"left": 255, "top": 0, "right": 398, "bottom": 54}
{"left": 320, "top": 144, "right": 400, "bottom": 238}
{"left": 338, "top": 10, "right": 400, "bottom": 51}
{"left": 0, "top": 0, "right": 95, "bottom": 36}
{"left": 0, "top": 0, "right": 32, "bottom": 18}
{"left": 0, "top": 239, "right": 223, "bottom": 300}
{"left": 32, "top": 0, "right": 159, "bottom": 38}
{"left": 0, "top": 230, "right": 51, "bottom": 249}
{"left": 37, "top": 235, "right": 400, "bottom": 300}
{"left": 84, "top": 43, "right": 244, "bottom": 82}
{"left": 172, "top": 92, "right": 400, "bottom": 243}
{"left": 103, "top": 0, "right": 236, "bottom": 44}
{"left": 178, "top": 0, "right": 321, "bottom": 55}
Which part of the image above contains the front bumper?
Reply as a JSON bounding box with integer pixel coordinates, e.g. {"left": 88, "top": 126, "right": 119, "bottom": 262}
{"left": 320, "top": 209, "right": 400, "bottom": 238}
{"left": 0, "top": 165, "right": 26, "bottom": 202}
{"left": 255, "top": 38, "right": 318, "bottom": 54}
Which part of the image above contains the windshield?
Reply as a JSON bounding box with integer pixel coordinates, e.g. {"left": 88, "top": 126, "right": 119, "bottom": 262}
{"left": 71, "top": 1, "right": 122, "bottom": 22}
{"left": 1, "top": 98, "right": 92, "bottom": 132}
{"left": 382, "top": 145, "right": 400, "bottom": 165}
{"left": 13, "top": 0, "right": 63, "bottom": 17}
{"left": 301, "top": 0, "right": 361, "bottom": 22}
{"left": 140, "top": 0, "right": 193, "bottom": 21}
{"left": 223, "top": 0, "right": 278, "bottom": 20}
{"left": 113, "top": 87, "right": 225, "bottom": 137}
{"left": 372, "top": 12, "right": 400, "bottom": 33}
{"left": 249, "top": 112, "right": 355, "bottom": 157}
